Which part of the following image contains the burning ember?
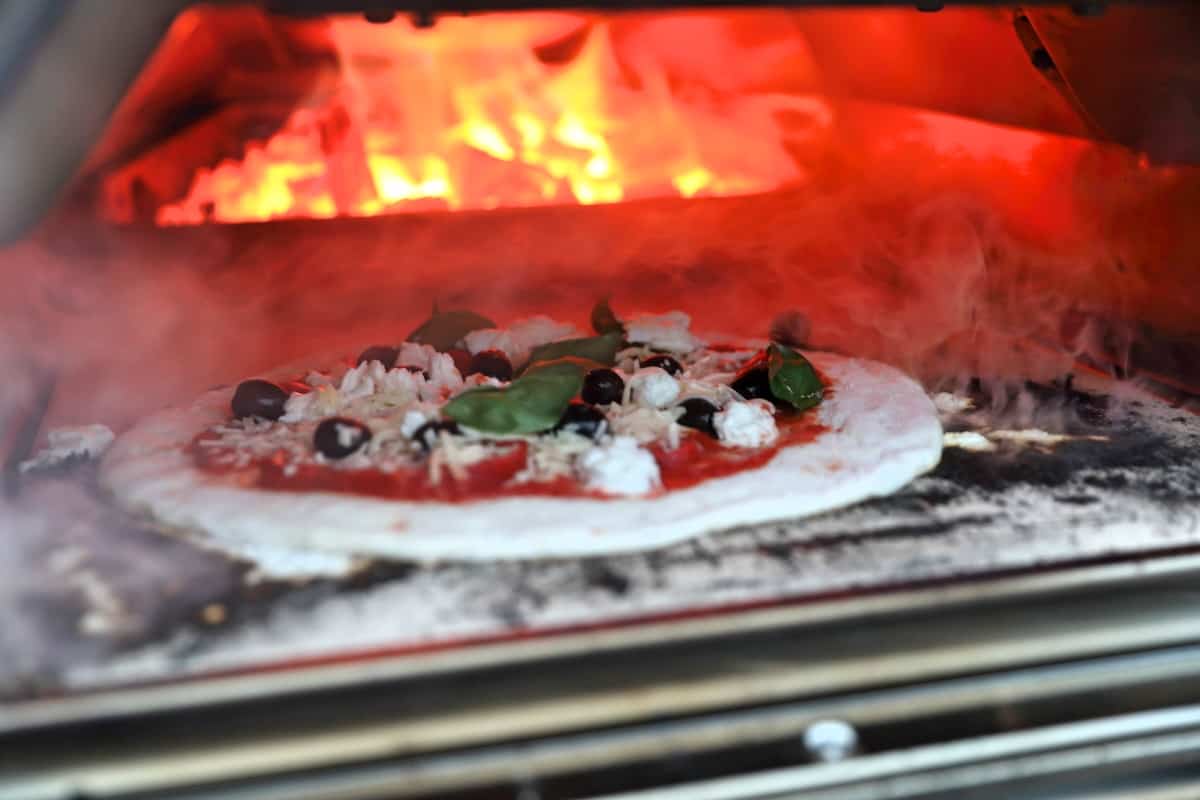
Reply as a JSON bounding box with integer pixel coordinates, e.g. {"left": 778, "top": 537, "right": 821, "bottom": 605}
{"left": 156, "top": 13, "right": 830, "bottom": 224}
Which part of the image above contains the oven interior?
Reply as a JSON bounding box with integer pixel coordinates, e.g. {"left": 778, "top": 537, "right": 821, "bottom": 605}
{"left": 1, "top": 2, "right": 1199, "bottom": 798}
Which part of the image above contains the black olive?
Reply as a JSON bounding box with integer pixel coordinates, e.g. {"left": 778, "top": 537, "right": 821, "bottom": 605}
{"left": 313, "top": 417, "right": 372, "bottom": 459}
{"left": 468, "top": 349, "right": 514, "bottom": 381}
{"left": 555, "top": 403, "right": 607, "bottom": 439}
{"left": 231, "top": 379, "right": 289, "bottom": 421}
{"left": 731, "top": 365, "right": 776, "bottom": 403}
{"left": 411, "top": 419, "right": 461, "bottom": 452}
{"left": 356, "top": 345, "right": 399, "bottom": 370}
{"left": 676, "top": 398, "right": 719, "bottom": 436}
{"left": 582, "top": 368, "right": 624, "bottom": 405}
{"left": 642, "top": 354, "right": 683, "bottom": 376}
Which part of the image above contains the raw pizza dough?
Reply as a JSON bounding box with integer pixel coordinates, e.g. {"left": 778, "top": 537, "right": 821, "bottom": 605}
{"left": 100, "top": 350, "right": 942, "bottom": 562}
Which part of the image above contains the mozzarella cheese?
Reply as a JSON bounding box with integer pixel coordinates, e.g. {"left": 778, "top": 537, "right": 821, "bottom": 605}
{"left": 577, "top": 436, "right": 662, "bottom": 496}
{"left": 629, "top": 367, "right": 681, "bottom": 408}
{"left": 282, "top": 384, "right": 341, "bottom": 422}
{"left": 421, "top": 352, "right": 464, "bottom": 402}
{"left": 507, "top": 316, "right": 582, "bottom": 353}
{"left": 624, "top": 311, "right": 704, "bottom": 354}
{"left": 463, "top": 328, "right": 519, "bottom": 362}
{"left": 396, "top": 342, "right": 438, "bottom": 371}
{"left": 464, "top": 316, "right": 583, "bottom": 367}
{"left": 714, "top": 399, "right": 779, "bottom": 447}
{"left": 607, "top": 404, "right": 681, "bottom": 445}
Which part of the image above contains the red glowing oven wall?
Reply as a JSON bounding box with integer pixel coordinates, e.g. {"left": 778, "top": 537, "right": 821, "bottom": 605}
{"left": 0, "top": 3, "right": 1197, "bottom": 433}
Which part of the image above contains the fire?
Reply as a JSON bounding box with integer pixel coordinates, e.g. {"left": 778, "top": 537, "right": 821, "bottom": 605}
{"left": 157, "top": 13, "right": 829, "bottom": 225}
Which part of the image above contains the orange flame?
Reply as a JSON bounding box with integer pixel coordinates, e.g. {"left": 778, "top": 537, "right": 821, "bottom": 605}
{"left": 157, "top": 13, "right": 830, "bottom": 225}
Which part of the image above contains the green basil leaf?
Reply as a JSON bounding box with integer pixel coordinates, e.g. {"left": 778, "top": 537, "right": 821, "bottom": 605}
{"left": 407, "top": 309, "right": 495, "bottom": 352}
{"left": 526, "top": 331, "right": 623, "bottom": 370}
{"left": 766, "top": 343, "right": 824, "bottom": 411}
{"left": 591, "top": 297, "right": 624, "bottom": 335}
{"left": 442, "top": 361, "right": 584, "bottom": 434}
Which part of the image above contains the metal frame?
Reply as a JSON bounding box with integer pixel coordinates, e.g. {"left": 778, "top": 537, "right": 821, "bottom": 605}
{"left": 6, "top": 550, "right": 1200, "bottom": 798}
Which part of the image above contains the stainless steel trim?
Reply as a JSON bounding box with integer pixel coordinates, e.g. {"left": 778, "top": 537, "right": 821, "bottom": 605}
{"left": 55, "top": 644, "right": 1200, "bottom": 800}
{"left": 587, "top": 705, "right": 1200, "bottom": 800}
{"left": 9, "top": 550, "right": 1200, "bottom": 736}
{"left": 8, "top": 572, "right": 1200, "bottom": 799}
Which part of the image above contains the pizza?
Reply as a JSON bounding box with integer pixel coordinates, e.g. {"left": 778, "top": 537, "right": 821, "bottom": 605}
{"left": 99, "top": 304, "right": 943, "bottom": 561}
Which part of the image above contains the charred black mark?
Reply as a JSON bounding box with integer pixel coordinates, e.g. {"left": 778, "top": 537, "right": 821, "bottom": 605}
{"left": 757, "top": 542, "right": 796, "bottom": 564}
{"left": 963, "top": 375, "right": 1110, "bottom": 430}
{"left": 1055, "top": 494, "right": 1101, "bottom": 506}
{"left": 791, "top": 515, "right": 1000, "bottom": 548}
{"left": 583, "top": 562, "right": 631, "bottom": 596}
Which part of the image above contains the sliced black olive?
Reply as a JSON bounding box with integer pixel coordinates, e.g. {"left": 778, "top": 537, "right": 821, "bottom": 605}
{"left": 676, "top": 398, "right": 719, "bottom": 437}
{"left": 555, "top": 403, "right": 607, "bottom": 439}
{"left": 446, "top": 348, "right": 473, "bottom": 375}
{"left": 412, "top": 419, "right": 461, "bottom": 452}
{"left": 313, "top": 417, "right": 372, "bottom": 459}
{"left": 356, "top": 345, "right": 399, "bottom": 370}
{"left": 468, "top": 349, "right": 514, "bottom": 381}
{"left": 642, "top": 354, "right": 682, "bottom": 376}
{"left": 582, "top": 368, "right": 625, "bottom": 405}
{"left": 731, "top": 365, "right": 776, "bottom": 403}
{"left": 231, "top": 379, "right": 289, "bottom": 421}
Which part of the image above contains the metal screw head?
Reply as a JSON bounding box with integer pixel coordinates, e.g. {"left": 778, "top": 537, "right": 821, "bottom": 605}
{"left": 804, "top": 719, "right": 859, "bottom": 763}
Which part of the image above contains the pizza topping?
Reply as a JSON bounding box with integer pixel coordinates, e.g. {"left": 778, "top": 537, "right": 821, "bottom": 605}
{"left": 675, "top": 398, "right": 719, "bottom": 437}
{"left": 607, "top": 403, "right": 681, "bottom": 446}
{"left": 590, "top": 297, "right": 624, "bottom": 335}
{"left": 194, "top": 309, "right": 831, "bottom": 501}
{"left": 629, "top": 367, "right": 681, "bottom": 409}
{"left": 714, "top": 399, "right": 779, "bottom": 448}
{"left": 411, "top": 419, "right": 461, "bottom": 452}
{"left": 314, "top": 417, "right": 372, "bottom": 459}
{"left": 513, "top": 430, "right": 596, "bottom": 484}
{"left": 463, "top": 328, "right": 520, "bottom": 363}
{"left": 554, "top": 403, "right": 607, "bottom": 439}
{"left": 445, "top": 347, "right": 473, "bottom": 375}
{"left": 282, "top": 384, "right": 341, "bottom": 422}
{"left": 407, "top": 307, "right": 496, "bottom": 351}
{"left": 422, "top": 352, "right": 465, "bottom": 402}
{"left": 442, "top": 360, "right": 583, "bottom": 435}
{"left": 464, "top": 316, "right": 584, "bottom": 367}
{"left": 526, "top": 331, "right": 623, "bottom": 369}
{"left": 231, "top": 379, "right": 289, "bottom": 421}
{"left": 508, "top": 316, "right": 585, "bottom": 355}
{"left": 730, "top": 362, "right": 774, "bottom": 404}
{"left": 641, "top": 354, "right": 683, "bottom": 376}
{"left": 356, "top": 345, "right": 399, "bottom": 370}
{"left": 467, "top": 349, "right": 514, "bottom": 382}
{"left": 581, "top": 368, "right": 624, "bottom": 405}
{"left": 624, "top": 311, "right": 704, "bottom": 354}
{"left": 765, "top": 343, "right": 824, "bottom": 412}
{"left": 577, "top": 435, "right": 661, "bottom": 496}
{"left": 397, "top": 342, "right": 439, "bottom": 372}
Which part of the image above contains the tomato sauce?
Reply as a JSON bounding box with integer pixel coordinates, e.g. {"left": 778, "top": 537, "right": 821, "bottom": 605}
{"left": 196, "top": 358, "right": 831, "bottom": 502}
{"left": 192, "top": 410, "right": 826, "bottom": 502}
{"left": 649, "top": 413, "right": 825, "bottom": 491}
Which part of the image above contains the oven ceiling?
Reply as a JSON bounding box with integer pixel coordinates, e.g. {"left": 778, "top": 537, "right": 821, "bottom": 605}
{"left": 0, "top": 0, "right": 1196, "bottom": 243}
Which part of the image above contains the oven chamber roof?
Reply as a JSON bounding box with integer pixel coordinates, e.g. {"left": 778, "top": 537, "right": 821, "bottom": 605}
{"left": 0, "top": 0, "right": 1197, "bottom": 241}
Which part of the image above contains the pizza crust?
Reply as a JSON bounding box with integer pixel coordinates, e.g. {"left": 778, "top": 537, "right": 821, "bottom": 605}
{"left": 99, "top": 351, "right": 942, "bottom": 562}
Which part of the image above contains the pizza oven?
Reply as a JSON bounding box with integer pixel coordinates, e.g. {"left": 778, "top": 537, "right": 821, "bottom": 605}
{"left": 2, "top": 2, "right": 1200, "bottom": 798}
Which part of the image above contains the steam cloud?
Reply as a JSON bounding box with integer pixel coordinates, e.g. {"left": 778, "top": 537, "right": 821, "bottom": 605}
{"left": 0, "top": 8, "right": 1196, "bottom": 691}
